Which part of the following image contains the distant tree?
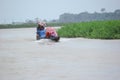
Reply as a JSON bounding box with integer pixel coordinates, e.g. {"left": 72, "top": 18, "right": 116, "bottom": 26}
{"left": 101, "top": 8, "right": 106, "bottom": 13}
{"left": 114, "top": 9, "right": 120, "bottom": 14}
{"left": 25, "top": 19, "right": 34, "bottom": 23}
{"left": 43, "top": 19, "right": 47, "bottom": 22}
{"left": 12, "top": 22, "right": 15, "bottom": 24}
{"left": 58, "top": 9, "right": 120, "bottom": 23}
{"left": 35, "top": 18, "right": 40, "bottom": 23}
{"left": 59, "top": 13, "right": 75, "bottom": 22}
{"left": 50, "top": 19, "right": 58, "bottom": 23}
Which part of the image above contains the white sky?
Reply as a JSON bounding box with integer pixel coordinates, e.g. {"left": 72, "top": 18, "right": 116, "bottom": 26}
{"left": 0, "top": 0, "right": 120, "bottom": 24}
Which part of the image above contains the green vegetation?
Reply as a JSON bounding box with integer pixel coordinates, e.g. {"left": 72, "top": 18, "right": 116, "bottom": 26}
{"left": 0, "top": 23, "right": 37, "bottom": 29}
{"left": 47, "top": 22, "right": 66, "bottom": 27}
{"left": 1, "top": 20, "right": 120, "bottom": 39}
{"left": 57, "top": 20, "right": 120, "bottom": 39}
{"left": 0, "top": 22, "right": 65, "bottom": 29}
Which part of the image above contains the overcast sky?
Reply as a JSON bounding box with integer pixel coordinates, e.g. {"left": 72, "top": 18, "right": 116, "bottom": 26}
{"left": 0, "top": 0, "right": 120, "bottom": 24}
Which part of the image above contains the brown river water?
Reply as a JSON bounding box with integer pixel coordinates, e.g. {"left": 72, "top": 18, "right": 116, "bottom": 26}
{"left": 0, "top": 28, "right": 120, "bottom": 80}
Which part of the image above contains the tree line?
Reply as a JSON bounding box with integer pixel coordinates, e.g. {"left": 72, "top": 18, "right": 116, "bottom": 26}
{"left": 58, "top": 9, "right": 120, "bottom": 23}
{"left": 11, "top": 9, "right": 120, "bottom": 24}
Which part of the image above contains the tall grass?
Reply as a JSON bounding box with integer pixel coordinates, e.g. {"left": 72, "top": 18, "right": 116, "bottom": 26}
{"left": 57, "top": 20, "right": 120, "bottom": 39}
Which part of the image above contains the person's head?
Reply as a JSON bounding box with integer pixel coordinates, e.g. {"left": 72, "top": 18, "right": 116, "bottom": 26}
{"left": 38, "top": 22, "right": 45, "bottom": 30}
{"left": 38, "top": 22, "right": 46, "bottom": 27}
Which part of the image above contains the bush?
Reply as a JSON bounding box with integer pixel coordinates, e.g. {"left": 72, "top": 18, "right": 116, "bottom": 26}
{"left": 57, "top": 20, "right": 120, "bottom": 39}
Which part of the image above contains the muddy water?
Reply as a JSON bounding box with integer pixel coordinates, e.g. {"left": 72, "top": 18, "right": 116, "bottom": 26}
{"left": 0, "top": 28, "right": 120, "bottom": 80}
